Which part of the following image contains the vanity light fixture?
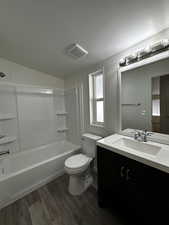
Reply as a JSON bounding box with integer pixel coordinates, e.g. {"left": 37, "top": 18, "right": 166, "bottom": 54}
{"left": 125, "top": 53, "right": 137, "bottom": 65}
{"left": 119, "top": 58, "right": 126, "bottom": 66}
{"left": 119, "top": 39, "right": 169, "bottom": 67}
{"left": 137, "top": 46, "right": 151, "bottom": 59}
{"left": 150, "top": 39, "right": 169, "bottom": 52}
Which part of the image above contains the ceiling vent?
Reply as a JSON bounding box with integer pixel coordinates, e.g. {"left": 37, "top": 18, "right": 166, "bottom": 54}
{"left": 65, "top": 43, "right": 88, "bottom": 59}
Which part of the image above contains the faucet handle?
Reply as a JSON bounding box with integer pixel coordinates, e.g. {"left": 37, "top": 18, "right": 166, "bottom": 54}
{"left": 142, "top": 129, "right": 148, "bottom": 134}
{"left": 135, "top": 130, "right": 141, "bottom": 135}
{"left": 142, "top": 129, "right": 153, "bottom": 142}
{"left": 134, "top": 130, "right": 141, "bottom": 140}
{"left": 142, "top": 129, "right": 152, "bottom": 136}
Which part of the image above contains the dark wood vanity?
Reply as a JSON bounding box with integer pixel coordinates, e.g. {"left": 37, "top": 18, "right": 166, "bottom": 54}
{"left": 97, "top": 146, "right": 169, "bottom": 225}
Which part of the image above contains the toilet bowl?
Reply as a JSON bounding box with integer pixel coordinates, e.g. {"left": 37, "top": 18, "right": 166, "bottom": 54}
{"left": 65, "top": 154, "right": 93, "bottom": 195}
{"left": 64, "top": 133, "right": 102, "bottom": 195}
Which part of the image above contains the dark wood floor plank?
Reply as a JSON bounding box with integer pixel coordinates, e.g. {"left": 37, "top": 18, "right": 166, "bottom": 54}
{"left": 15, "top": 199, "right": 33, "bottom": 225}
{"left": 38, "top": 186, "right": 64, "bottom": 225}
{"left": 47, "top": 178, "right": 79, "bottom": 225}
{"left": 26, "top": 190, "right": 41, "bottom": 208}
{"left": 29, "top": 201, "right": 52, "bottom": 225}
{"left": 0, "top": 202, "right": 18, "bottom": 225}
{"left": 0, "top": 174, "right": 129, "bottom": 225}
{"left": 0, "top": 207, "right": 6, "bottom": 225}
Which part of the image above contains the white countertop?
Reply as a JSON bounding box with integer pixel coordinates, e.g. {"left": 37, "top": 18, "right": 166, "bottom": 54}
{"left": 97, "top": 134, "right": 169, "bottom": 174}
{"left": 120, "top": 128, "right": 169, "bottom": 146}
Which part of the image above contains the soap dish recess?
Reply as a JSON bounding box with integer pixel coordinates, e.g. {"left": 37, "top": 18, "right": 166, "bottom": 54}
{"left": 0, "top": 113, "right": 16, "bottom": 121}
{"left": 56, "top": 112, "right": 68, "bottom": 116}
{"left": 57, "top": 128, "right": 69, "bottom": 133}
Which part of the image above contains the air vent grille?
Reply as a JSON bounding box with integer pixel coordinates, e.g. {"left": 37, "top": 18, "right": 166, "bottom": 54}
{"left": 65, "top": 43, "right": 88, "bottom": 59}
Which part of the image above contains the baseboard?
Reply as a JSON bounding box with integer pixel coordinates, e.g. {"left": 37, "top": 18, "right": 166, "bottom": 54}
{"left": 0, "top": 169, "right": 65, "bottom": 210}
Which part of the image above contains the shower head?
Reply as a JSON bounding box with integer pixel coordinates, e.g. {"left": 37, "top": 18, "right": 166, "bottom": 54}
{"left": 0, "top": 72, "right": 6, "bottom": 78}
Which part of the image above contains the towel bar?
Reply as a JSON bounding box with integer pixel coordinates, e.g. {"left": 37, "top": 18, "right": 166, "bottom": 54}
{"left": 122, "top": 103, "right": 141, "bottom": 106}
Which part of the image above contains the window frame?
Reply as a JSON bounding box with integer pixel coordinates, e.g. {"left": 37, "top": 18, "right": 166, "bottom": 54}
{"left": 89, "top": 69, "right": 104, "bottom": 127}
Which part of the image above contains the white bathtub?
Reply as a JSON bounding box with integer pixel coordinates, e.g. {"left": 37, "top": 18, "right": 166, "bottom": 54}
{"left": 0, "top": 141, "right": 80, "bottom": 209}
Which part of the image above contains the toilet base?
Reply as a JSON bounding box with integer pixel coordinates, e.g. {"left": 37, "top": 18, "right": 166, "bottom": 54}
{"left": 68, "top": 173, "right": 93, "bottom": 196}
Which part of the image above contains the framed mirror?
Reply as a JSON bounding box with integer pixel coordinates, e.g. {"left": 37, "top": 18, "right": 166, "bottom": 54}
{"left": 121, "top": 57, "right": 169, "bottom": 135}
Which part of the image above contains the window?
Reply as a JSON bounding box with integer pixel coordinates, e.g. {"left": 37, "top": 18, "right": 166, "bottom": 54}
{"left": 89, "top": 70, "right": 104, "bottom": 126}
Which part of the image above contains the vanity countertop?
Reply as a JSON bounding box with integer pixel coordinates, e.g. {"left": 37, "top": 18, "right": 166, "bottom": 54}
{"left": 97, "top": 134, "right": 169, "bottom": 174}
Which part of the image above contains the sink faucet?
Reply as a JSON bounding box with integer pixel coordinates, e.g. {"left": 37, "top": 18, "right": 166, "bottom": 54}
{"left": 141, "top": 129, "right": 152, "bottom": 142}
{"left": 134, "top": 129, "right": 152, "bottom": 142}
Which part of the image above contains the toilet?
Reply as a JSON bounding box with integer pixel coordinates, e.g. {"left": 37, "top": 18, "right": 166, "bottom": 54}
{"left": 64, "top": 133, "right": 102, "bottom": 195}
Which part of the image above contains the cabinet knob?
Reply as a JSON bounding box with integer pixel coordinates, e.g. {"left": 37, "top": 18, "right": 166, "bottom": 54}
{"left": 120, "top": 166, "right": 125, "bottom": 178}
{"left": 126, "top": 168, "right": 131, "bottom": 181}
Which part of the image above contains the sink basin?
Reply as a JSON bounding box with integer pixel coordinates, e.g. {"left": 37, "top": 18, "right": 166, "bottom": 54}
{"left": 113, "top": 138, "right": 161, "bottom": 156}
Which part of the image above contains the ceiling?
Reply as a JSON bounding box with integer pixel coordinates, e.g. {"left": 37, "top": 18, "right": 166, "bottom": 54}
{"left": 0, "top": 0, "right": 169, "bottom": 78}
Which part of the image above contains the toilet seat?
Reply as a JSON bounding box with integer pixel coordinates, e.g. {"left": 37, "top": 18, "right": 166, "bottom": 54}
{"left": 64, "top": 154, "right": 92, "bottom": 174}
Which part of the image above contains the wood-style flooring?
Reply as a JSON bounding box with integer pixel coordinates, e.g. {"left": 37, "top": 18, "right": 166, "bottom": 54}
{"left": 0, "top": 175, "right": 131, "bottom": 225}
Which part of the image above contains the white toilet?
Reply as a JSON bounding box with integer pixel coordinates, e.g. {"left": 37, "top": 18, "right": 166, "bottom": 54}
{"left": 64, "top": 133, "right": 101, "bottom": 195}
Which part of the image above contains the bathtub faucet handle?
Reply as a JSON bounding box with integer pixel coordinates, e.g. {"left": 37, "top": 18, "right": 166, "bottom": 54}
{"left": 0, "top": 150, "right": 10, "bottom": 157}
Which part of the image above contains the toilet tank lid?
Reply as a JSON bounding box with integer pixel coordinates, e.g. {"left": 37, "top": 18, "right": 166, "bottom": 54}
{"left": 82, "top": 133, "right": 102, "bottom": 141}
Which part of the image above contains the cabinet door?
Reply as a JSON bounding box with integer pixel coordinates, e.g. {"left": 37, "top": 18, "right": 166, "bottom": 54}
{"left": 123, "top": 157, "right": 169, "bottom": 224}
{"left": 121, "top": 158, "right": 147, "bottom": 221}
{"left": 97, "top": 146, "right": 128, "bottom": 208}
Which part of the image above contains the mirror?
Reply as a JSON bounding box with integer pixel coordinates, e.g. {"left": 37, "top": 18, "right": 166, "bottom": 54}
{"left": 121, "top": 57, "right": 169, "bottom": 134}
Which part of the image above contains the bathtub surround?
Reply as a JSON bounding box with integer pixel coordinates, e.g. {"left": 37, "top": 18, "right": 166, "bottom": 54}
{"left": 16, "top": 87, "right": 67, "bottom": 151}
{"left": 0, "top": 57, "right": 66, "bottom": 154}
{"left": 0, "top": 85, "right": 67, "bottom": 153}
{"left": 0, "top": 85, "right": 19, "bottom": 153}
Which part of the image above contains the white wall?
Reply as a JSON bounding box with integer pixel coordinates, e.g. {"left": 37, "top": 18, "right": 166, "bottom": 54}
{"left": 65, "top": 27, "right": 169, "bottom": 142}
{"left": 0, "top": 57, "right": 64, "bottom": 88}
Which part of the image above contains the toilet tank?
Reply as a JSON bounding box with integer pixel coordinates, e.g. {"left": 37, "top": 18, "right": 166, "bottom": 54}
{"left": 82, "top": 133, "right": 102, "bottom": 158}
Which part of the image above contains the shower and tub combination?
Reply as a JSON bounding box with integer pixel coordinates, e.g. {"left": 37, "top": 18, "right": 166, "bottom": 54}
{"left": 0, "top": 81, "right": 81, "bottom": 209}
{"left": 0, "top": 141, "right": 79, "bottom": 209}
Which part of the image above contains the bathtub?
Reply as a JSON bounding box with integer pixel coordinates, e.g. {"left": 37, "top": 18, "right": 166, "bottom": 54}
{"left": 0, "top": 141, "right": 80, "bottom": 209}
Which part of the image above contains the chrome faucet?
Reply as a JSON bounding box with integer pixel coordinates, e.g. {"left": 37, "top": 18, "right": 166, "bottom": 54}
{"left": 134, "top": 129, "right": 152, "bottom": 142}
{"left": 141, "top": 129, "right": 152, "bottom": 142}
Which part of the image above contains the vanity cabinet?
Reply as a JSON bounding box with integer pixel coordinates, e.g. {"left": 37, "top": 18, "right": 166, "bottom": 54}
{"left": 97, "top": 146, "right": 169, "bottom": 225}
